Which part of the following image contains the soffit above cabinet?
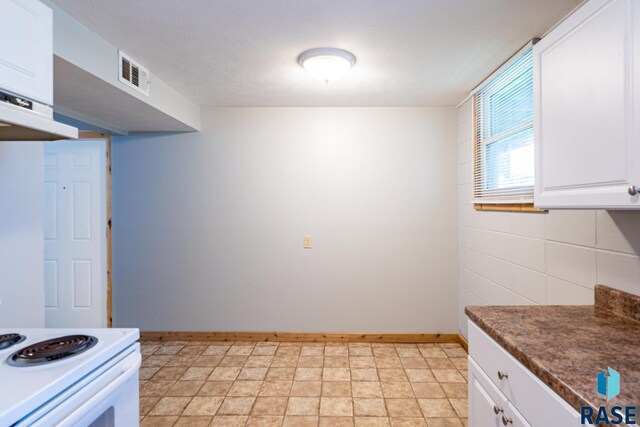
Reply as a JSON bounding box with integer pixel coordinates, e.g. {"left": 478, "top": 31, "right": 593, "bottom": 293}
{"left": 53, "top": 57, "right": 195, "bottom": 135}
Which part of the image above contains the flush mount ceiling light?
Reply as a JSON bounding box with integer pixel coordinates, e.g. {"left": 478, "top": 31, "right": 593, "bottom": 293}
{"left": 298, "top": 48, "right": 356, "bottom": 83}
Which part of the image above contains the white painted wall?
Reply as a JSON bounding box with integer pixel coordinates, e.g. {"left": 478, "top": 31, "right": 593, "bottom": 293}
{"left": 458, "top": 99, "right": 640, "bottom": 337}
{"left": 112, "top": 107, "right": 458, "bottom": 333}
{"left": 0, "top": 142, "right": 45, "bottom": 328}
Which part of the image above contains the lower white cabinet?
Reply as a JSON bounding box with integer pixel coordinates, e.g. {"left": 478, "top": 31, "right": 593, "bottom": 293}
{"left": 469, "top": 358, "right": 530, "bottom": 427}
{"left": 468, "top": 320, "right": 580, "bottom": 427}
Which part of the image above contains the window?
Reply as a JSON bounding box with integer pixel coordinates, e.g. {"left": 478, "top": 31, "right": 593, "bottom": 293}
{"left": 473, "top": 46, "right": 534, "bottom": 208}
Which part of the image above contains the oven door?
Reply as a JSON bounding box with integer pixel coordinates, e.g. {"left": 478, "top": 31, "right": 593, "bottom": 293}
{"left": 16, "top": 345, "right": 141, "bottom": 427}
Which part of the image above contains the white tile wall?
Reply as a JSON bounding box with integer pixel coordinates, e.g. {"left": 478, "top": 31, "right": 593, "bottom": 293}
{"left": 512, "top": 236, "right": 546, "bottom": 273}
{"left": 511, "top": 212, "right": 545, "bottom": 239}
{"left": 596, "top": 211, "right": 640, "bottom": 254}
{"left": 546, "top": 276, "right": 595, "bottom": 305}
{"left": 458, "top": 100, "right": 640, "bottom": 337}
{"left": 545, "top": 210, "right": 596, "bottom": 247}
{"left": 596, "top": 251, "right": 640, "bottom": 296}
{"left": 546, "top": 242, "right": 596, "bottom": 288}
{"left": 511, "top": 265, "right": 546, "bottom": 304}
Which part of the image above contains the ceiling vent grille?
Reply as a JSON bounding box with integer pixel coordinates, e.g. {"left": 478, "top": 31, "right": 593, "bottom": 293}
{"left": 118, "top": 51, "right": 149, "bottom": 96}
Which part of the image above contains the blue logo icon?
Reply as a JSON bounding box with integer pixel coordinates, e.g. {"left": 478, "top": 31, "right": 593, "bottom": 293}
{"left": 597, "top": 367, "right": 621, "bottom": 400}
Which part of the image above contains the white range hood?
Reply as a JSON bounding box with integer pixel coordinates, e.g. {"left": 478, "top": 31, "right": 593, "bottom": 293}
{"left": 0, "top": 100, "right": 77, "bottom": 141}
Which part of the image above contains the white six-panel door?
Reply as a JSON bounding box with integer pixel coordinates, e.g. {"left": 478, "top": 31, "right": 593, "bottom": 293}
{"left": 44, "top": 140, "right": 106, "bottom": 328}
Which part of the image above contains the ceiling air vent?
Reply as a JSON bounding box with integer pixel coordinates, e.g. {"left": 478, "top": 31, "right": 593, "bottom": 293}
{"left": 118, "top": 51, "right": 149, "bottom": 96}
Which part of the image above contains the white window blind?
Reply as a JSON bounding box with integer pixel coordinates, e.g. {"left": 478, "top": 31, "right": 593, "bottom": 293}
{"left": 473, "top": 46, "right": 534, "bottom": 204}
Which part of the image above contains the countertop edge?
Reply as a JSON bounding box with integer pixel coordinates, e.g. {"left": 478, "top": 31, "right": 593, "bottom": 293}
{"left": 465, "top": 306, "right": 591, "bottom": 413}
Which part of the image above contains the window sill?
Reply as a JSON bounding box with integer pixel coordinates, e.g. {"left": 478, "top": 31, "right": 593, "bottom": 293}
{"left": 473, "top": 203, "right": 546, "bottom": 213}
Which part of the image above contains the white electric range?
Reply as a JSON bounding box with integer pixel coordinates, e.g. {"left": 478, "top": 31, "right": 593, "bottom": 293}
{"left": 0, "top": 328, "right": 141, "bottom": 427}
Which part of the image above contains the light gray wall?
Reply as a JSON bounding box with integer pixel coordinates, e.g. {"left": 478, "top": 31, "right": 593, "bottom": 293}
{"left": 0, "top": 142, "right": 45, "bottom": 328}
{"left": 458, "top": 99, "right": 640, "bottom": 338}
{"left": 112, "top": 107, "right": 458, "bottom": 333}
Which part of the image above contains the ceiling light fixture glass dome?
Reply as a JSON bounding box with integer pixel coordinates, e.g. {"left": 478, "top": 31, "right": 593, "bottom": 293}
{"left": 298, "top": 48, "right": 356, "bottom": 83}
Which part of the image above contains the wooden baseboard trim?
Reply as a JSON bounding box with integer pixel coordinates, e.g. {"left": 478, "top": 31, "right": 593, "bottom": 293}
{"left": 140, "top": 331, "right": 462, "bottom": 344}
{"left": 457, "top": 333, "right": 468, "bottom": 352}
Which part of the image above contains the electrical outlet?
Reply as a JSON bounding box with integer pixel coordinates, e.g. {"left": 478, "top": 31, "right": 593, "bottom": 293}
{"left": 303, "top": 235, "right": 312, "bottom": 249}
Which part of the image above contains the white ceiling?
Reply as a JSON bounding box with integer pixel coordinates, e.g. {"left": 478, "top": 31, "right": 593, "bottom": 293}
{"left": 51, "top": 0, "right": 582, "bottom": 107}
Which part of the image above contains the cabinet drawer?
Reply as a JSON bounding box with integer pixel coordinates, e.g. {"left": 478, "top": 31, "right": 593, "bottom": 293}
{"left": 468, "top": 320, "right": 579, "bottom": 426}
{"left": 469, "top": 357, "right": 530, "bottom": 427}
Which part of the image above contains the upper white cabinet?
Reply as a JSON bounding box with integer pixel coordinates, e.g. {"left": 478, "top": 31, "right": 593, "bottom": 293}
{"left": 534, "top": 0, "right": 640, "bottom": 209}
{"left": 0, "top": 0, "right": 53, "bottom": 106}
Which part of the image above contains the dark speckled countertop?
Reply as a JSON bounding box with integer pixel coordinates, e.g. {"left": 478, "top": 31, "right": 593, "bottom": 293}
{"left": 465, "top": 285, "right": 640, "bottom": 415}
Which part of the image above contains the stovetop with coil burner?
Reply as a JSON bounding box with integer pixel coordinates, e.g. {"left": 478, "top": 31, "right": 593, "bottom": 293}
{"left": 0, "top": 328, "right": 139, "bottom": 427}
{"left": 8, "top": 335, "right": 98, "bottom": 366}
{"left": 0, "top": 333, "right": 26, "bottom": 351}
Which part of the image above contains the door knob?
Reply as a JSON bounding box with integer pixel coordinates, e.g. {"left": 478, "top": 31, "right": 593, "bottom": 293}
{"left": 629, "top": 185, "right": 638, "bottom": 196}
{"left": 494, "top": 405, "right": 504, "bottom": 414}
{"left": 502, "top": 416, "right": 513, "bottom": 425}
{"left": 497, "top": 371, "right": 509, "bottom": 380}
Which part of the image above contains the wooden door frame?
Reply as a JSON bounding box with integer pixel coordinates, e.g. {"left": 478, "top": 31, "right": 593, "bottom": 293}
{"left": 78, "top": 131, "right": 112, "bottom": 327}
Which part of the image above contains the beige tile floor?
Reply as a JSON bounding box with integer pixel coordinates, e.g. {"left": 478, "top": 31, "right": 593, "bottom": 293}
{"left": 138, "top": 340, "right": 469, "bottom": 427}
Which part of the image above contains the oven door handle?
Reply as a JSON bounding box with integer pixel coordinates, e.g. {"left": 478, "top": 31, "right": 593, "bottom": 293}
{"left": 56, "top": 353, "right": 140, "bottom": 427}
{"left": 29, "top": 351, "right": 141, "bottom": 427}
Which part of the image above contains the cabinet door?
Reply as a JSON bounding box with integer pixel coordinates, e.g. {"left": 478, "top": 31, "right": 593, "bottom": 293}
{"left": 469, "top": 368, "right": 502, "bottom": 427}
{"left": 534, "top": 0, "right": 640, "bottom": 209}
{"left": 469, "top": 358, "right": 533, "bottom": 427}
{"left": 0, "top": 0, "right": 53, "bottom": 106}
